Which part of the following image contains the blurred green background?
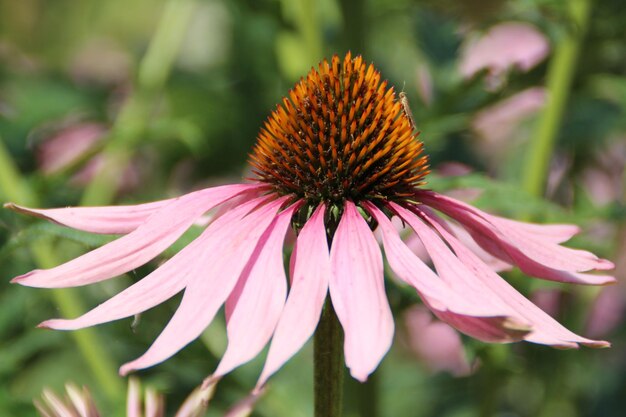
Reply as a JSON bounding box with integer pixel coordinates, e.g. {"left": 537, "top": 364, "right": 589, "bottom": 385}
{"left": 1, "top": 0, "right": 625, "bottom": 416}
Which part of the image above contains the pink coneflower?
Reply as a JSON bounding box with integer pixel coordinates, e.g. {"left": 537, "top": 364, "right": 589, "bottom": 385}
{"left": 7, "top": 53, "right": 614, "bottom": 387}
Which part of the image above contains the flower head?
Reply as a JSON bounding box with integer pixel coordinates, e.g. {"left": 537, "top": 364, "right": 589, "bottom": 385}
{"left": 8, "top": 53, "right": 614, "bottom": 387}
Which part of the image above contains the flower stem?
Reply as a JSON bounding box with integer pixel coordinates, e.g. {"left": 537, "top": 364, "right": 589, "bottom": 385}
{"left": 314, "top": 298, "right": 344, "bottom": 417}
{"left": 522, "top": 0, "right": 591, "bottom": 198}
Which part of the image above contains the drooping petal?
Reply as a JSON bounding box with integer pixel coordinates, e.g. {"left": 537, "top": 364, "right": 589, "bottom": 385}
{"left": 417, "top": 191, "right": 615, "bottom": 284}
{"left": 119, "top": 197, "right": 287, "bottom": 375}
{"left": 446, "top": 221, "right": 511, "bottom": 272}
{"left": 365, "top": 202, "right": 496, "bottom": 317}
{"left": 39, "top": 198, "right": 262, "bottom": 330}
{"left": 329, "top": 200, "right": 394, "bottom": 382}
{"left": 12, "top": 184, "right": 254, "bottom": 288}
{"left": 390, "top": 202, "right": 532, "bottom": 343}
{"left": 257, "top": 204, "right": 330, "bottom": 387}
{"left": 213, "top": 203, "right": 299, "bottom": 378}
{"left": 418, "top": 207, "right": 609, "bottom": 348}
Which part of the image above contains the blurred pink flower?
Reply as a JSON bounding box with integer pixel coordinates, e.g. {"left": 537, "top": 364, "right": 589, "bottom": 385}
{"left": 530, "top": 288, "right": 564, "bottom": 318}
{"left": 586, "top": 288, "right": 625, "bottom": 338}
{"left": 580, "top": 140, "right": 626, "bottom": 206}
{"left": 36, "top": 121, "right": 141, "bottom": 193}
{"left": 9, "top": 54, "right": 613, "bottom": 389}
{"left": 473, "top": 87, "right": 547, "bottom": 144}
{"left": 403, "top": 306, "right": 472, "bottom": 376}
{"left": 460, "top": 22, "right": 550, "bottom": 86}
{"left": 70, "top": 153, "right": 141, "bottom": 192}
{"left": 37, "top": 123, "right": 106, "bottom": 175}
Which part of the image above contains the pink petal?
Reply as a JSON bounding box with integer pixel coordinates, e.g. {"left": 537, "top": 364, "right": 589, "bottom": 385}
{"left": 417, "top": 191, "right": 615, "bottom": 285}
{"left": 329, "top": 200, "right": 394, "bottom": 382}
{"left": 257, "top": 204, "right": 330, "bottom": 387}
{"left": 213, "top": 203, "right": 299, "bottom": 377}
{"left": 12, "top": 184, "right": 254, "bottom": 288}
{"left": 390, "top": 202, "right": 532, "bottom": 343}
{"left": 365, "top": 202, "right": 494, "bottom": 317}
{"left": 418, "top": 207, "right": 609, "bottom": 348}
{"left": 446, "top": 221, "right": 512, "bottom": 272}
{"left": 119, "top": 197, "right": 287, "bottom": 375}
{"left": 4, "top": 184, "right": 261, "bottom": 234}
{"left": 39, "top": 197, "right": 263, "bottom": 330}
{"left": 4, "top": 200, "right": 170, "bottom": 235}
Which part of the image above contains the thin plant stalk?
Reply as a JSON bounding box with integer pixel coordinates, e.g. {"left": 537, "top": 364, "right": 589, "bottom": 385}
{"left": 82, "top": 0, "right": 195, "bottom": 206}
{"left": 522, "top": 0, "right": 591, "bottom": 198}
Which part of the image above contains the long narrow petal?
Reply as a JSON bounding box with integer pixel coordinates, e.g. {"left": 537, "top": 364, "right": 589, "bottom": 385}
{"left": 417, "top": 191, "right": 579, "bottom": 242}
{"left": 390, "top": 202, "right": 532, "bottom": 343}
{"left": 417, "top": 191, "right": 615, "bottom": 284}
{"left": 12, "top": 184, "right": 253, "bottom": 288}
{"left": 257, "top": 204, "right": 330, "bottom": 387}
{"left": 119, "top": 197, "right": 287, "bottom": 375}
{"left": 419, "top": 207, "right": 609, "bottom": 348}
{"left": 446, "top": 221, "right": 511, "bottom": 272}
{"left": 329, "top": 200, "right": 394, "bottom": 382}
{"left": 213, "top": 203, "right": 299, "bottom": 377}
{"left": 365, "top": 203, "right": 496, "bottom": 317}
{"left": 39, "top": 198, "right": 262, "bottom": 330}
{"left": 5, "top": 200, "right": 172, "bottom": 235}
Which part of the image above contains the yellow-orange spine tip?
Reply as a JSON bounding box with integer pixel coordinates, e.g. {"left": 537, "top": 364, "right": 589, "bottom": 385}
{"left": 249, "top": 53, "right": 429, "bottom": 204}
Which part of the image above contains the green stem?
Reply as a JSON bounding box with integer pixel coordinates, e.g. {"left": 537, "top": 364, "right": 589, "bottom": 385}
{"left": 314, "top": 298, "right": 344, "bottom": 417}
{"left": 0, "top": 138, "right": 124, "bottom": 401}
{"left": 522, "top": 0, "right": 591, "bottom": 198}
{"left": 81, "top": 0, "right": 195, "bottom": 206}
{"left": 356, "top": 371, "right": 378, "bottom": 417}
{"left": 338, "top": 0, "right": 366, "bottom": 53}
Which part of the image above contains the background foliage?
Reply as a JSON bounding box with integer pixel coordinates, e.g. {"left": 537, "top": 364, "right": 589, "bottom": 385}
{"left": 1, "top": 0, "right": 625, "bottom": 416}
